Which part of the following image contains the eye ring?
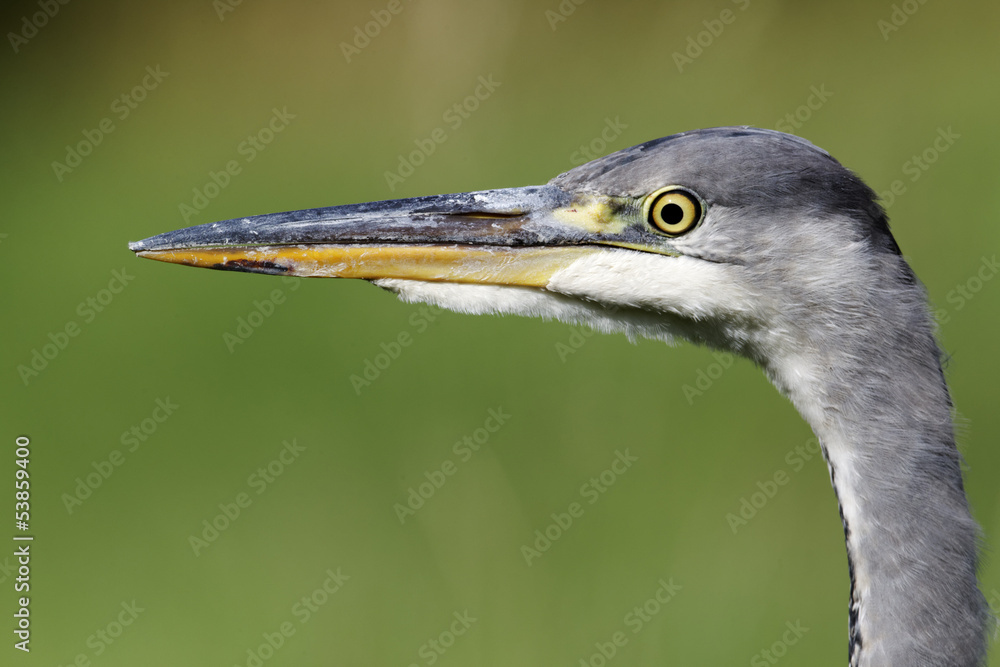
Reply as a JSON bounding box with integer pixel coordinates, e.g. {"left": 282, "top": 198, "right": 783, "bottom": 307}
{"left": 643, "top": 187, "right": 704, "bottom": 236}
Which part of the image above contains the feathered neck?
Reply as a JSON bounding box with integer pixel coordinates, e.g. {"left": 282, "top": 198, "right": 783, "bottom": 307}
{"left": 762, "top": 270, "right": 988, "bottom": 667}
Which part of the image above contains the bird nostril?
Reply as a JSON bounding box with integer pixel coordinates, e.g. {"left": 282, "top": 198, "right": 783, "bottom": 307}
{"left": 214, "top": 259, "right": 290, "bottom": 275}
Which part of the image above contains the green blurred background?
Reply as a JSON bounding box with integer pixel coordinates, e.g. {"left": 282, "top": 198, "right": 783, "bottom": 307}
{"left": 2, "top": 0, "right": 999, "bottom": 664}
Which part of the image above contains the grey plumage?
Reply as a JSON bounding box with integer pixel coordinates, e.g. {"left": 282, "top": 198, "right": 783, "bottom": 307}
{"left": 131, "top": 126, "right": 989, "bottom": 666}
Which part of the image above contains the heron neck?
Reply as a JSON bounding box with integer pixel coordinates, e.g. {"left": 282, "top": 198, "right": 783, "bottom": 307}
{"left": 766, "top": 329, "right": 987, "bottom": 667}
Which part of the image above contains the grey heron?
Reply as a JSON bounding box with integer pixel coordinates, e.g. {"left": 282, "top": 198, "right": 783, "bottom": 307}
{"left": 129, "top": 126, "right": 988, "bottom": 666}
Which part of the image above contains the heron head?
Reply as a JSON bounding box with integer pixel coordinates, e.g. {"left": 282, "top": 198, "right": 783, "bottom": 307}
{"left": 130, "top": 127, "right": 903, "bottom": 361}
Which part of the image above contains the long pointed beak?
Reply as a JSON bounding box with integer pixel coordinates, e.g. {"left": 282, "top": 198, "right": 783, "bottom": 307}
{"left": 129, "top": 185, "right": 648, "bottom": 288}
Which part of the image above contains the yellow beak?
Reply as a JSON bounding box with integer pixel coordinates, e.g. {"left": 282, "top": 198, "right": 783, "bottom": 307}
{"left": 130, "top": 185, "right": 659, "bottom": 287}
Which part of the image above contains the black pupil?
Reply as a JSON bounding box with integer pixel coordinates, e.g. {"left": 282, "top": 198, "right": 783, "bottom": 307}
{"left": 661, "top": 202, "right": 685, "bottom": 226}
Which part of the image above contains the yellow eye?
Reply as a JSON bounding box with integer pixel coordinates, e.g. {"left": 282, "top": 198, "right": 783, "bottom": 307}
{"left": 644, "top": 187, "right": 703, "bottom": 236}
